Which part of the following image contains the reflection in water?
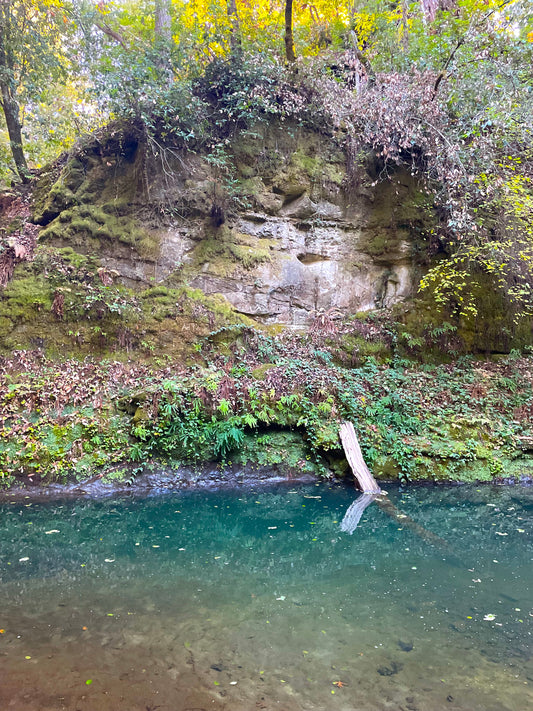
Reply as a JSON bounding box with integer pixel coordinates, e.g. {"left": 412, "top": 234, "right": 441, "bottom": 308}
{"left": 340, "top": 492, "right": 379, "bottom": 534}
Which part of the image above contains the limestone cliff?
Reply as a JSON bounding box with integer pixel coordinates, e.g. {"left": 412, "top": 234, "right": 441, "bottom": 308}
{"left": 31, "top": 121, "right": 430, "bottom": 326}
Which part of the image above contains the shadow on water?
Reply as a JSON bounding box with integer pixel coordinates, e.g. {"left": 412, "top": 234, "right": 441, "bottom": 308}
{"left": 341, "top": 490, "right": 466, "bottom": 569}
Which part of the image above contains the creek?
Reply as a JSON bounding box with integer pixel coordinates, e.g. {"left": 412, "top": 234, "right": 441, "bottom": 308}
{"left": 0, "top": 482, "right": 531, "bottom": 711}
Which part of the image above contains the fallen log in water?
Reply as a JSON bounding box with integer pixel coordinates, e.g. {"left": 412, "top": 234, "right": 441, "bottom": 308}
{"left": 339, "top": 421, "right": 382, "bottom": 493}
{"left": 339, "top": 421, "right": 452, "bottom": 552}
{"left": 375, "top": 495, "right": 451, "bottom": 551}
{"left": 340, "top": 491, "right": 455, "bottom": 553}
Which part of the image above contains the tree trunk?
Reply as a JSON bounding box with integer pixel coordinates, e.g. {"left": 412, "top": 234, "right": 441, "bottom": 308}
{"left": 155, "top": 0, "right": 172, "bottom": 43}
{"left": 0, "top": 6, "right": 29, "bottom": 184}
{"left": 349, "top": 31, "right": 376, "bottom": 87}
{"left": 420, "top": 0, "right": 439, "bottom": 23}
{"left": 284, "top": 0, "right": 296, "bottom": 63}
{"left": 154, "top": 0, "right": 172, "bottom": 82}
{"left": 400, "top": 0, "right": 409, "bottom": 49}
{"left": 421, "top": 0, "right": 457, "bottom": 24}
{"left": 227, "top": 0, "right": 241, "bottom": 53}
{"left": 0, "top": 80, "right": 29, "bottom": 183}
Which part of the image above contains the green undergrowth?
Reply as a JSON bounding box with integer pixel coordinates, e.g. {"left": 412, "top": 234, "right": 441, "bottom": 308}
{"left": 399, "top": 275, "right": 533, "bottom": 356}
{"left": 1, "top": 329, "right": 532, "bottom": 488}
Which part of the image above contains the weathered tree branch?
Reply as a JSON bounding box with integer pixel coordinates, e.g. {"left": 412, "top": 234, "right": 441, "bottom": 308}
{"left": 95, "top": 21, "right": 127, "bottom": 49}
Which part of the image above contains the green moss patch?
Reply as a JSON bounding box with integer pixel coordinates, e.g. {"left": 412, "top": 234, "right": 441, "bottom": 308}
{"left": 39, "top": 204, "right": 160, "bottom": 260}
{"left": 185, "top": 227, "right": 272, "bottom": 279}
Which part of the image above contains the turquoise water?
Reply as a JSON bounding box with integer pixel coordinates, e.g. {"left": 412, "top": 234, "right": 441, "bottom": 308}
{"left": 0, "top": 483, "right": 531, "bottom": 711}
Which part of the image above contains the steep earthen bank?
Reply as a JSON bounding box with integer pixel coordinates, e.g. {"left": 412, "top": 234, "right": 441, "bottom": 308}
{"left": 0, "top": 348, "right": 532, "bottom": 489}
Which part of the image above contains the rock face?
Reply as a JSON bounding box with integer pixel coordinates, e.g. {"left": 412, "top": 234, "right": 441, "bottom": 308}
{"left": 34, "top": 122, "right": 431, "bottom": 325}
{"left": 187, "top": 210, "right": 414, "bottom": 325}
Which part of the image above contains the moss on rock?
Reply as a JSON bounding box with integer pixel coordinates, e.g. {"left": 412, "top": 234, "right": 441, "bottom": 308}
{"left": 184, "top": 226, "right": 273, "bottom": 279}
{"left": 39, "top": 204, "right": 160, "bottom": 262}
{"left": 234, "top": 430, "right": 317, "bottom": 473}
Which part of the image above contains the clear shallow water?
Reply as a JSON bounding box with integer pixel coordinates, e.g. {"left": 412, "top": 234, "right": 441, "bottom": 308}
{"left": 0, "top": 483, "right": 531, "bottom": 711}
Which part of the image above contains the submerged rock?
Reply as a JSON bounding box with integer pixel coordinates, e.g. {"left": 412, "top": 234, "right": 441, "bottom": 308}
{"left": 377, "top": 661, "right": 403, "bottom": 676}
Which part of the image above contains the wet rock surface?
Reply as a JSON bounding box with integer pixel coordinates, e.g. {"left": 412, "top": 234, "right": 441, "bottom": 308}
{"left": 0, "top": 464, "right": 318, "bottom": 501}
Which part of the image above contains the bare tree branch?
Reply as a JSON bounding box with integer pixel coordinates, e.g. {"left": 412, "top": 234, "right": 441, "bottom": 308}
{"left": 95, "top": 21, "right": 127, "bottom": 49}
